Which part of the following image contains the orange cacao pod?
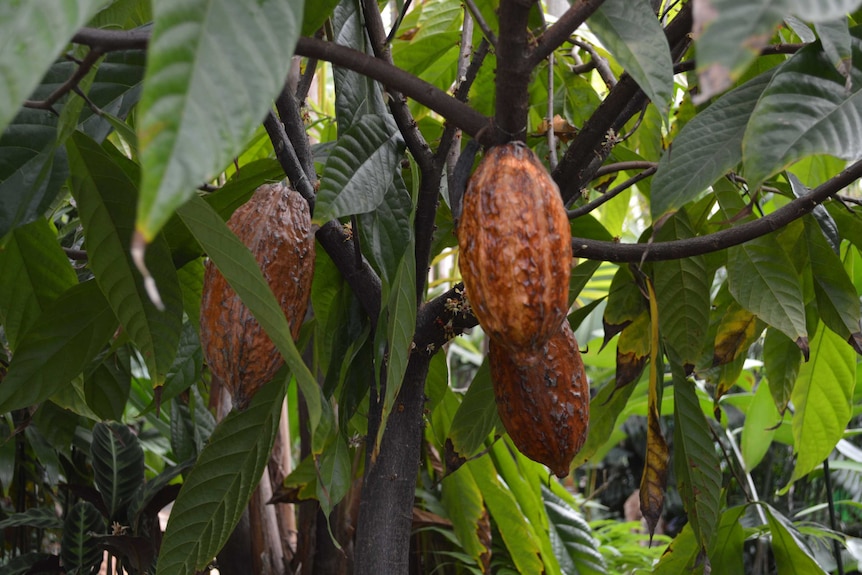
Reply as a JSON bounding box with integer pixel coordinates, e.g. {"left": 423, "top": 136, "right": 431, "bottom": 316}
{"left": 200, "top": 182, "right": 314, "bottom": 409}
{"left": 458, "top": 142, "right": 571, "bottom": 350}
{"left": 490, "top": 321, "right": 589, "bottom": 477}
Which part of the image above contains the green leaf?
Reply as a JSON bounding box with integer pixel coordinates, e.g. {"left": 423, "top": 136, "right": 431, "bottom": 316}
{"left": 741, "top": 379, "right": 780, "bottom": 471}
{"left": 358, "top": 174, "right": 413, "bottom": 287}
{"left": 91, "top": 421, "right": 145, "bottom": 522}
{"left": 373, "top": 243, "right": 417, "bottom": 457}
{"left": 136, "top": 0, "right": 303, "bottom": 240}
{"left": 0, "top": 217, "right": 76, "bottom": 350}
{"left": 331, "top": 1, "right": 388, "bottom": 130}
{"left": 84, "top": 347, "right": 132, "bottom": 421}
{"left": 441, "top": 466, "right": 488, "bottom": 568}
{"left": 315, "top": 114, "right": 405, "bottom": 223}
{"left": 603, "top": 264, "right": 646, "bottom": 345}
{"left": 653, "top": 210, "right": 710, "bottom": 366}
{"left": 653, "top": 522, "right": 699, "bottom": 573}
{"left": 651, "top": 71, "right": 773, "bottom": 218}
{"left": 0, "top": 0, "right": 111, "bottom": 135}
{"left": 0, "top": 109, "right": 69, "bottom": 237}
{"left": 789, "top": 321, "right": 856, "bottom": 484}
{"left": 61, "top": 501, "right": 105, "bottom": 575}
{"left": 467, "top": 456, "right": 544, "bottom": 575}
{"left": 542, "top": 487, "right": 606, "bottom": 575}
{"left": 78, "top": 50, "right": 147, "bottom": 143}
{"left": 763, "top": 327, "right": 802, "bottom": 414}
{"left": 0, "top": 280, "right": 119, "bottom": 413}
{"left": 816, "top": 18, "right": 853, "bottom": 80}
{"left": 153, "top": 321, "right": 203, "bottom": 409}
{"left": 726, "top": 233, "right": 808, "bottom": 350}
{"left": 0, "top": 507, "right": 63, "bottom": 530}
{"left": 765, "top": 505, "right": 829, "bottom": 574}
{"left": 316, "top": 433, "right": 352, "bottom": 532}
{"left": 743, "top": 26, "right": 862, "bottom": 188}
{"left": 693, "top": 0, "right": 862, "bottom": 101}
{"left": 177, "top": 258, "right": 204, "bottom": 329}
{"left": 569, "top": 259, "right": 601, "bottom": 305}
{"left": 672, "top": 370, "right": 721, "bottom": 553}
{"left": 589, "top": 0, "right": 673, "bottom": 120}
{"left": 709, "top": 505, "right": 746, "bottom": 572}
{"left": 448, "top": 359, "right": 499, "bottom": 458}
{"left": 68, "top": 132, "right": 183, "bottom": 385}
{"left": 155, "top": 376, "right": 284, "bottom": 575}
{"left": 302, "top": 0, "right": 340, "bottom": 36}
{"left": 573, "top": 374, "right": 638, "bottom": 466}
{"left": 175, "top": 196, "right": 325, "bottom": 443}
{"left": 804, "top": 216, "right": 862, "bottom": 342}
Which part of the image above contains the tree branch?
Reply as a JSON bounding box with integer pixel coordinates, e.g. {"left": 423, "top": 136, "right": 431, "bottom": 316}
{"left": 570, "top": 158, "right": 862, "bottom": 262}
{"left": 72, "top": 27, "right": 150, "bottom": 50}
{"left": 24, "top": 49, "right": 103, "bottom": 111}
{"left": 552, "top": 2, "right": 692, "bottom": 202}
{"left": 529, "top": 0, "right": 607, "bottom": 67}
{"left": 494, "top": 0, "right": 534, "bottom": 143}
{"left": 295, "top": 36, "right": 494, "bottom": 145}
{"left": 567, "top": 166, "right": 656, "bottom": 219}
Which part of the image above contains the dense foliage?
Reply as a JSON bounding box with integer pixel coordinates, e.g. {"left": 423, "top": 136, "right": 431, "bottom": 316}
{"left": 1, "top": 0, "right": 862, "bottom": 574}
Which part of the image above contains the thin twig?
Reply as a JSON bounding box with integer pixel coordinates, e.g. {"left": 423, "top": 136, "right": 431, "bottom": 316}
{"left": 295, "top": 57, "right": 318, "bottom": 103}
{"left": 529, "top": 0, "right": 607, "bottom": 66}
{"left": 593, "top": 161, "right": 657, "bottom": 178}
{"left": 567, "top": 166, "right": 656, "bottom": 218}
{"left": 571, "top": 157, "right": 862, "bottom": 262}
{"left": 24, "top": 49, "right": 103, "bottom": 111}
{"left": 463, "top": 0, "right": 497, "bottom": 46}
{"left": 445, "top": 8, "right": 476, "bottom": 193}
{"left": 571, "top": 39, "right": 616, "bottom": 89}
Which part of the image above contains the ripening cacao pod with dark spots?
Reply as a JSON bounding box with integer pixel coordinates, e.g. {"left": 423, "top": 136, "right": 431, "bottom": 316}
{"left": 458, "top": 142, "right": 572, "bottom": 351}
{"left": 200, "top": 182, "right": 314, "bottom": 410}
{"left": 490, "top": 320, "right": 589, "bottom": 477}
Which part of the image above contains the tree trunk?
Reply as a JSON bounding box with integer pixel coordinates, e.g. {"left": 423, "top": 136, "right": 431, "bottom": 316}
{"left": 353, "top": 352, "right": 431, "bottom": 573}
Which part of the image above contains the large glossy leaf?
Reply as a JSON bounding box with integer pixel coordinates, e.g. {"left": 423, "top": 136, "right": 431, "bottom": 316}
{"left": 84, "top": 347, "right": 133, "bottom": 421}
{"left": 542, "top": 487, "right": 606, "bottom": 575}
{"left": 672, "top": 370, "right": 721, "bottom": 554}
{"left": 391, "top": 0, "right": 462, "bottom": 90}
{"left": 91, "top": 421, "right": 145, "bottom": 522}
{"left": 467, "top": 456, "right": 544, "bottom": 574}
{"left": 789, "top": 321, "right": 856, "bottom": 484}
{"left": 765, "top": 505, "right": 829, "bottom": 574}
{"left": 763, "top": 327, "right": 802, "bottom": 413}
{"left": 0, "top": 109, "right": 69, "bottom": 238}
{"left": 693, "top": 0, "right": 862, "bottom": 101}
{"left": 651, "top": 71, "right": 773, "bottom": 218}
{"left": 79, "top": 50, "right": 147, "bottom": 143}
{"left": 727, "top": 232, "right": 808, "bottom": 350}
{"left": 709, "top": 505, "right": 746, "bottom": 572}
{"left": 316, "top": 433, "right": 352, "bottom": 531}
{"left": 68, "top": 133, "right": 183, "bottom": 385}
{"left": 741, "top": 378, "right": 780, "bottom": 471}
{"left": 61, "top": 501, "right": 104, "bottom": 575}
{"left": 816, "top": 18, "right": 853, "bottom": 80}
{"left": 441, "top": 467, "right": 488, "bottom": 568}
{"left": 0, "top": 1, "right": 110, "bottom": 135}
{"left": 153, "top": 321, "right": 203, "bottom": 409}
{"left": 0, "top": 280, "right": 118, "bottom": 413}
{"left": 804, "top": 216, "right": 862, "bottom": 345}
{"left": 0, "top": 217, "right": 76, "bottom": 350}
{"left": 331, "top": 1, "right": 387, "bottom": 131}
{"left": 135, "top": 0, "right": 303, "bottom": 240}
{"left": 155, "top": 377, "right": 284, "bottom": 575}
{"left": 653, "top": 210, "right": 710, "bottom": 366}
{"left": 653, "top": 522, "right": 700, "bottom": 573}
{"left": 175, "top": 196, "right": 325, "bottom": 443}
{"left": 358, "top": 174, "right": 413, "bottom": 287}
{"left": 448, "top": 359, "right": 499, "bottom": 458}
{"left": 372, "top": 244, "right": 417, "bottom": 458}
{"left": 743, "top": 26, "right": 862, "bottom": 187}
{"left": 314, "top": 114, "right": 405, "bottom": 223}
{"left": 589, "top": 0, "right": 673, "bottom": 120}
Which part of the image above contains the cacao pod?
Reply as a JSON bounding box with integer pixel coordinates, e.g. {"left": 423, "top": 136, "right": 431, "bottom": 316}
{"left": 200, "top": 182, "right": 314, "bottom": 409}
{"left": 490, "top": 320, "right": 589, "bottom": 477}
{"left": 458, "top": 142, "right": 572, "bottom": 351}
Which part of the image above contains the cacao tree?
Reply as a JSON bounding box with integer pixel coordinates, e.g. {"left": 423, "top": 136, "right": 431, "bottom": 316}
{"left": 1, "top": 0, "right": 862, "bottom": 574}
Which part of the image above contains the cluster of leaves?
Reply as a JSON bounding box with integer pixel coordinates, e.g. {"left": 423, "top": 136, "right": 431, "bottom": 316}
{"left": 1, "top": 0, "right": 862, "bottom": 574}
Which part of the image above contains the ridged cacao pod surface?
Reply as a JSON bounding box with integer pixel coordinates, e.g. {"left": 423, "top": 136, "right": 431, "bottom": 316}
{"left": 200, "top": 182, "right": 314, "bottom": 409}
{"left": 490, "top": 321, "right": 589, "bottom": 477}
{"left": 458, "top": 142, "right": 572, "bottom": 351}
